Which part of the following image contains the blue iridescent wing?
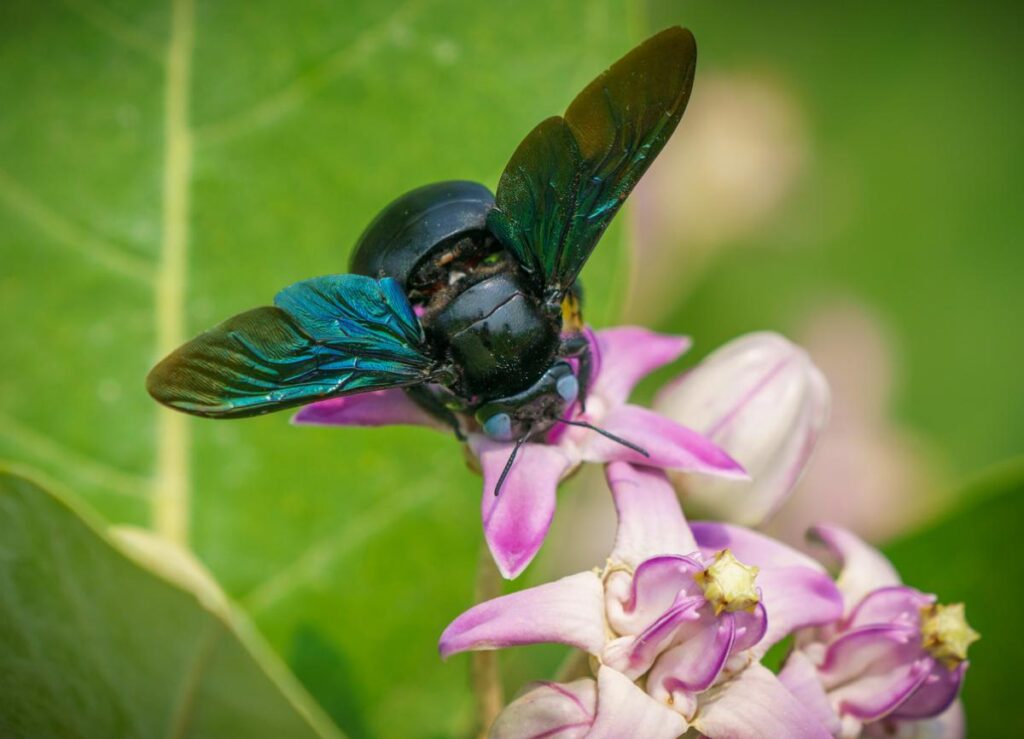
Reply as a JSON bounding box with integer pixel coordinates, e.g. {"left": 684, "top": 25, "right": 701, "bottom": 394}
{"left": 487, "top": 27, "right": 697, "bottom": 299}
{"left": 147, "top": 275, "right": 436, "bottom": 418}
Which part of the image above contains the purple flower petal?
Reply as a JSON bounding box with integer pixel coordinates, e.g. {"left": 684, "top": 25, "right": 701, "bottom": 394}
{"left": 605, "top": 554, "right": 704, "bottom": 636}
{"left": 606, "top": 462, "right": 698, "bottom": 568}
{"left": 647, "top": 612, "right": 736, "bottom": 694}
{"left": 292, "top": 389, "right": 444, "bottom": 429}
{"left": 590, "top": 327, "right": 691, "bottom": 406}
{"left": 584, "top": 405, "right": 747, "bottom": 478}
{"left": 809, "top": 524, "right": 901, "bottom": 613}
{"left": 731, "top": 601, "right": 769, "bottom": 653}
{"left": 890, "top": 661, "right": 966, "bottom": 721}
{"left": 752, "top": 566, "right": 844, "bottom": 658}
{"left": 694, "top": 662, "right": 834, "bottom": 739}
{"left": 489, "top": 679, "right": 596, "bottom": 739}
{"left": 475, "top": 440, "right": 572, "bottom": 579}
{"left": 847, "top": 585, "right": 933, "bottom": 631}
{"left": 692, "top": 522, "right": 826, "bottom": 570}
{"left": 438, "top": 571, "right": 606, "bottom": 659}
{"left": 820, "top": 625, "right": 931, "bottom": 721}
{"left": 588, "top": 666, "right": 688, "bottom": 739}
{"left": 779, "top": 650, "right": 842, "bottom": 736}
{"left": 603, "top": 594, "right": 706, "bottom": 679}
{"left": 874, "top": 699, "right": 965, "bottom": 739}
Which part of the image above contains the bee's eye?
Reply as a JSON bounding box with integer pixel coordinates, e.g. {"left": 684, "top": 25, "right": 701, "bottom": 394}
{"left": 556, "top": 373, "right": 579, "bottom": 404}
{"left": 482, "top": 412, "right": 513, "bottom": 441}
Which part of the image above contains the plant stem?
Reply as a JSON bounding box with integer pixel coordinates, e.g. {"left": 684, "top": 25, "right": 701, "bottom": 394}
{"left": 472, "top": 542, "right": 504, "bottom": 738}
{"left": 555, "top": 648, "right": 593, "bottom": 683}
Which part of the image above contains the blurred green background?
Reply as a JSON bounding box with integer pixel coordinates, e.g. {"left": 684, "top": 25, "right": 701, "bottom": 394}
{"left": 0, "top": 0, "right": 1020, "bottom": 736}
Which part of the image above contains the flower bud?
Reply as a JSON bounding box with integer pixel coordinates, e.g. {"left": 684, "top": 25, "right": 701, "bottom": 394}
{"left": 655, "top": 332, "right": 829, "bottom": 526}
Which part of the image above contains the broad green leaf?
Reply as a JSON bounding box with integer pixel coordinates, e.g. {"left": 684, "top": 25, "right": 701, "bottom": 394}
{"left": 0, "top": 2, "right": 638, "bottom": 736}
{"left": 0, "top": 467, "right": 343, "bottom": 739}
{"left": 883, "top": 458, "right": 1024, "bottom": 738}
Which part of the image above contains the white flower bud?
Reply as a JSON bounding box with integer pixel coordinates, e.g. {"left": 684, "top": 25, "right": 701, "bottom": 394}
{"left": 655, "top": 332, "right": 829, "bottom": 526}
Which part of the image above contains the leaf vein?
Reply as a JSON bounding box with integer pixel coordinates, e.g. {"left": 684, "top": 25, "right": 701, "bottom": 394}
{"left": 0, "top": 413, "right": 151, "bottom": 499}
{"left": 193, "top": 0, "right": 425, "bottom": 146}
{"left": 0, "top": 168, "right": 154, "bottom": 285}
{"left": 241, "top": 483, "right": 440, "bottom": 613}
{"left": 58, "top": 0, "right": 164, "bottom": 63}
{"left": 167, "top": 618, "right": 223, "bottom": 739}
{"left": 153, "top": 0, "right": 194, "bottom": 544}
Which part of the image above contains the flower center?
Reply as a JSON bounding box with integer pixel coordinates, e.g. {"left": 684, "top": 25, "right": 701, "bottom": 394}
{"left": 920, "top": 602, "right": 979, "bottom": 666}
{"left": 695, "top": 549, "right": 760, "bottom": 614}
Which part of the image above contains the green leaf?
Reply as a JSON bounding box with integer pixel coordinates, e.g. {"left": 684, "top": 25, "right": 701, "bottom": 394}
{"left": 0, "top": 467, "right": 343, "bottom": 739}
{"left": 883, "top": 458, "right": 1024, "bottom": 738}
{"left": 0, "top": 2, "right": 638, "bottom": 736}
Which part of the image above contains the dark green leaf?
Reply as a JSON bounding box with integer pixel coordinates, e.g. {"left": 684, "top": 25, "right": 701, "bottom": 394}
{"left": 0, "top": 467, "right": 343, "bottom": 739}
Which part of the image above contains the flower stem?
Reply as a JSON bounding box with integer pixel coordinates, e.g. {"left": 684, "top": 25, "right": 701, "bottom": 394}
{"left": 472, "top": 542, "right": 504, "bottom": 737}
{"left": 555, "top": 648, "right": 593, "bottom": 682}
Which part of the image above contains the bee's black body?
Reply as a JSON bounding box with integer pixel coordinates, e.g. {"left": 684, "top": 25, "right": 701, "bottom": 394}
{"left": 350, "top": 181, "right": 564, "bottom": 406}
{"left": 146, "top": 27, "right": 697, "bottom": 456}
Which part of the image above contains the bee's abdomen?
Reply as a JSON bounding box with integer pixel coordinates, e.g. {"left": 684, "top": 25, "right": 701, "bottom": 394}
{"left": 425, "top": 272, "right": 559, "bottom": 399}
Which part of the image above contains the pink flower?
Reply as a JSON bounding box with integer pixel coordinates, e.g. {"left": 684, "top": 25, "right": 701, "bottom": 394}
{"left": 655, "top": 331, "right": 830, "bottom": 527}
{"left": 779, "top": 525, "right": 977, "bottom": 738}
{"left": 439, "top": 463, "right": 842, "bottom": 737}
{"left": 294, "top": 327, "right": 746, "bottom": 578}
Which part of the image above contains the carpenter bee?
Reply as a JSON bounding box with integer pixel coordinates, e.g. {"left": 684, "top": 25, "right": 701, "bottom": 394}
{"left": 147, "top": 27, "right": 697, "bottom": 492}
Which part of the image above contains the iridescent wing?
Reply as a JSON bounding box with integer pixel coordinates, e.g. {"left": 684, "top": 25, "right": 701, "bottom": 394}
{"left": 487, "top": 26, "right": 697, "bottom": 299}
{"left": 147, "top": 275, "right": 437, "bottom": 418}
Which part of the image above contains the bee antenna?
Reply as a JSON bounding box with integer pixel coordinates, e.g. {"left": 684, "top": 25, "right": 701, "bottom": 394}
{"left": 557, "top": 418, "right": 650, "bottom": 459}
{"left": 494, "top": 435, "right": 528, "bottom": 497}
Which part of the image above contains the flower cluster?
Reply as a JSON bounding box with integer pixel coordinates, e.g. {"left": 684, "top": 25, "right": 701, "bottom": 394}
{"left": 441, "top": 462, "right": 843, "bottom": 737}
{"left": 298, "top": 327, "right": 977, "bottom": 737}
{"left": 780, "top": 525, "right": 977, "bottom": 738}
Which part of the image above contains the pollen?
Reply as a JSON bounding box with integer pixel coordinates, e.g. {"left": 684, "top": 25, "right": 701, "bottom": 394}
{"left": 921, "top": 602, "right": 980, "bottom": 667}
{"left": 560, "top": 292, "right": 583, "bottom": 331}
{"left": 696, "top": 549, "right": 760, "bottom": 614}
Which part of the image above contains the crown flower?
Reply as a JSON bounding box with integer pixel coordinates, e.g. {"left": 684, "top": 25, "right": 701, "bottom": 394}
{"left": 778, "top": 525, "right": 977, "bottom": 738}
{"left": 439, "top": 463, "right": 842, "bottom": 737}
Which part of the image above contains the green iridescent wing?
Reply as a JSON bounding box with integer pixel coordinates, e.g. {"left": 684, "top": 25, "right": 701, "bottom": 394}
{"left": 487, "top": 26, "right": 697, "bottom": 299}
{"left": 146, "top": 275, "right": 436, "bottom": 418}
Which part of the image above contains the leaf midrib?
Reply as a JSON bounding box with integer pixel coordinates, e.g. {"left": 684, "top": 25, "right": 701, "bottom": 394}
{"left": 152, "top": 0, "right": 194, "bottom": 546}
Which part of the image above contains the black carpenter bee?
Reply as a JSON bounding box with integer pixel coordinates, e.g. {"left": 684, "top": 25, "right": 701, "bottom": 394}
{"left": 147, "top": 27, "right": 697, "bottom": 492}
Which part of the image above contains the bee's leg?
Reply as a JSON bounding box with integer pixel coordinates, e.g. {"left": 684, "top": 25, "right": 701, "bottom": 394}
{"left": 559, "top": 333, "right": 593, "bottom": 413}
{"left": 577, "top": 345, "right": 593, "bottom": 413}
{"left": 405, "top": 385, "right": 466, "bottom": 441}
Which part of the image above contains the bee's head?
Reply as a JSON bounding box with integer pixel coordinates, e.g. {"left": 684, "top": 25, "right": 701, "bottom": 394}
{"left": 474, "top": 362, "right": 579, "bottom": 442}
{"left": 474, "top": 361, "right": 648, "bottom": 497}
